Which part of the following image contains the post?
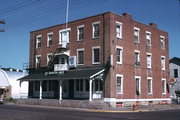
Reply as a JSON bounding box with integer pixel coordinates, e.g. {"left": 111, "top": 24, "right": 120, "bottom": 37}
{"left": 19, "top": 81, "right": 22, "bottom": 98}
{"left": 39, "top": 81, "right": 42, "bottom": 99}
{"left": 89, "top": 79, "right": 93, "bottom": 101}
{"left": 59, "top": 80, "right": 62, "bottom": 101}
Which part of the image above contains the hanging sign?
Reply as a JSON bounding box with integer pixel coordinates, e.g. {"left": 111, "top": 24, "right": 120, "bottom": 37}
{"left": 69, "top": 56, "right": 76, "bottom": 68}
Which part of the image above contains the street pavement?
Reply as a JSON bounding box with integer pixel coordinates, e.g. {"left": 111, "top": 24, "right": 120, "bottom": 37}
{"left": 0, "top": 104, "right": 180, "bottom": 120}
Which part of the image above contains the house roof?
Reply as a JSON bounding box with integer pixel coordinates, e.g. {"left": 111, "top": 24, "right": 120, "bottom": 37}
{"left": 169, "top": 57, "right": 180, "bottom": 66}
{"left": 19, "top": 67, "right": 105, "bottom": 81}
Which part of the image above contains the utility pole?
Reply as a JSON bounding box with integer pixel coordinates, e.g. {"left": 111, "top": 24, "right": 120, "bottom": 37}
{"left": 0, "top": 19, "right": 5, "bottom": 32}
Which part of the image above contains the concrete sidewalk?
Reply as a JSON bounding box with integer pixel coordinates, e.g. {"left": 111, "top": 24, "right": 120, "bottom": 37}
{"left": 5, "top": 102, "right": 180, "bottom": 113}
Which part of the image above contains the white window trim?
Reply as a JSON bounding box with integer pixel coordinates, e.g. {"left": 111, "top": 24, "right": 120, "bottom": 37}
{"left": 147, "top": 77, "right": 153, "bottom": 95}
{"left": 134, "top": 27, "right": 140, "bottom": 43}
{"left": 161, "top": 78, "right": 166, "bottom": 95}
{"left": 47, "top": 32, "right": 53, "bottom": 47}
{"left": 160, "top": 35, "right": 165, "bottom": 50}
{"left": 135, "top": 76, "right": 141, "bottom": 94}
{"left": 77, "top": 25, "right": 84, "bottom": 41}
{"left": 147, "top": 53, "right": 152, "bottom": 69}
{"left": 35, "top": 55, "right": 41, "bottom": 68}
{"left": 116, "top": 21, "right": 123, "bottom": 39}
{"left": 134, "top": 50, "right": 140, "bottom": 66}
{"left": 116, "top": 46, "right": 123, "bottom": 64}
{"left": 146, "top": 31, "right": 151, "bottom": 46}
{"left": 92, "top": 46, "right": 100, "bottom": 65}
{"left": 92, "top": 21, "right": 100, "bottom": 39}
{"left": 77, "top": 48, "right": 84, "bottom": 65}
{"left": 36, "top": 35, "right": 42, "bottom": 49}
{"left": 161, "top": 56, "right": 166, "bottom": 70}
{"left": 47, "top": 53, "right": 53, "bottom": 65}
{"left": 59, "top": 28, "right": 71, "bottom": 44}
{"left": 116, "top": 74, "right": 123, "bottom": 94}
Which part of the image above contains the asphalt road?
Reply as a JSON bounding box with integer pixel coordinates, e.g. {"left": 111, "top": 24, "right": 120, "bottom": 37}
{"left": 0, "top": 104, "right": 180, "bottom": 120}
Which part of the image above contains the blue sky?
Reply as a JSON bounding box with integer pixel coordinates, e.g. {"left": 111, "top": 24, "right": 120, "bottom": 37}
{"left": 0, "top": 0, "right": 180, "bottom": 69}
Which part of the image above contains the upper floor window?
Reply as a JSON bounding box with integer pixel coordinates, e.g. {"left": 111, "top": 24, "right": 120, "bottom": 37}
{"left": 160, "top": 36, "right": 165, "bottom": 50}
{"left": 77, "top": 25, "right": 84, "bottom": 41}
{"left": 47, "top": 33, "right": 53, "bottom": 47}
{"left": 92, "top": 22, "right": 100, "bottom": 38}
{"left": 135, "top": 76, "right": 141, "bottom": 95}
{"left": 59, "top": 28, "right": 71, "bottom": 47}
{"left": 147, "top": 53, "right": 152, "bottom": 68}
{"left": 116, "top": 21, "right": 122, "bottom": 39}
{"left": 116, "top": 46, "right": 123, "bottom": 64}
{"left": 161, "top": 56, "right": 166, "bottom": 70}
{"left": 36, "top": 35, "right": 42, "bottom": 49}
{"left": 35, "top": 55, "right": 41, "bottom": 68}
{"left": 174, "top": 69, "right": 178, "bottom": 78}
{"left": 116, "top": 74, "right": 123, "bottom": 94}
{"left": 77, "top": 48, "right": 84, "bottom": 65}
{"left": 135, "top": 50, "right": 140, "bottom": 67}
{"left": 47, "top": 53, "right": 53, "bottom": 66}
{"left": 134, "top": 27, "right": 140, "bottom": 43}
{"left": 146, "top": 31, "right": 151, "bottom": 46}
{"left": 92, "top": 46, "right": 100, "bottom": 64}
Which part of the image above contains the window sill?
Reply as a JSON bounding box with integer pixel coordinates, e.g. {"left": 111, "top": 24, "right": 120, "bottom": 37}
{"left": 77, "top": 40, "right": 84, "bottom": 42}
{"left": 92, "top": 62, "right": 100, "bottom": 65}
{"left": 116, "top": 37, "right": 123, "bottom": 40}
{"left": 92, "top": 37, "right": 100, "bottom": 40}
{"left": 117, "top": 93, "right": 123, "bottom": 95}
{"left": 117, "top": 62, "right": 123, "bottom": 65}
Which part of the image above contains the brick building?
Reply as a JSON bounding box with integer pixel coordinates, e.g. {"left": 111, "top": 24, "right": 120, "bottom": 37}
{"left": 20, "top": 12, "right": 170, "bottom": 106}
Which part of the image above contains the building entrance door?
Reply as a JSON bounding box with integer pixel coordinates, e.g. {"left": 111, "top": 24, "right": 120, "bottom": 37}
{"left": 68, "top": 80, "right": 74, "bottom": 98}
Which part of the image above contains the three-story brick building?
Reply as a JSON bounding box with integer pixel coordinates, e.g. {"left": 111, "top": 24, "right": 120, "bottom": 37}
{"left": 20, "top": 12, "right": 170, "bottom": 106}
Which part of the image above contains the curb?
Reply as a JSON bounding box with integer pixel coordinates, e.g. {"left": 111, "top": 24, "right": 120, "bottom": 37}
{"left": 86, "top": 109, "right": 150, "bottom": 113}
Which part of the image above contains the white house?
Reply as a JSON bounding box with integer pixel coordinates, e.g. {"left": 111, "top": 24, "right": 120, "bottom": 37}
{"left": 169, "top": 57, "right": 180, "bottom": 98}
{"left": 0, "top": 68, "right": 28, "bottom": 99}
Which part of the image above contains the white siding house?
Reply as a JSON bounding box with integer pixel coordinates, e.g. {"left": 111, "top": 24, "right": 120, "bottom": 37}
{"left": 169, "top": 57, "right": 180, "bottom": 98}
{"left": 0, "top": 68, "right": 28, "bottom": 99}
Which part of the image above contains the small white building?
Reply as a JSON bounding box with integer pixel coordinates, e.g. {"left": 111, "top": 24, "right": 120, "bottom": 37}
{"left": 0, "top": 68, "right": 28, "bottom": 99}
{"left": 169, "top": 57, "right": 180, "bottom": 98}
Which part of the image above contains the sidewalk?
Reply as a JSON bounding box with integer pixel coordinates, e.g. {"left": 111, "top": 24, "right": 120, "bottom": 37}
{"left": 5, "top": 102, "right": 180, "bottom": 113}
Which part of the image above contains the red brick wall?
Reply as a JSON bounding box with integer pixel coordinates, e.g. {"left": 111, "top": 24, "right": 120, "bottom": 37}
{"left": 29, "top": 12, "right": 169, "bottom": 100}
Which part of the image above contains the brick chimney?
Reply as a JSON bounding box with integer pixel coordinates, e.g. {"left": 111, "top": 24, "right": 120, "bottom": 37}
{"left": 149, "top": 23, "right": 157, "bottom": 28}
{"left": 122, "top": 13, "right": 132, "bottom": 19}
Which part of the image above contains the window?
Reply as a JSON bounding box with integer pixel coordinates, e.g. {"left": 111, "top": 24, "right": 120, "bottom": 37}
{"left": 135, "top": 50, "right": 140, "bottom": 67}
{"left": 135, "top": 76, "right": 141, "bottom": 95}
{"left": 47, "top": 33, "right": 53, "bottom": 46}
{"left": 59, "top": 28, "right": 70, "bottom": 47}
{"left": 92, "top": 46, "right": 100, "bottom": 64}
{"left": 77, "top": 48, "right": 84, "bottom": 65}
{"left": 35, "top": 55, "right": 41, "bottom": 68}
{"left": 92, "top": 22, "right": 100, "bottom": 38}
{"left": 174, "top": 69, "right": 178, "bottom": 78}
{"left": 147, "top": 77, "right": 152, "bottom": 94}
{"left": 76, "top": 79, "right": 83, "bottom": 91}
{"left": 47, "top": 53, "right": 53, "bottom": 65}
{"left": 77, "top": 25, "right": 84, "bottom": 41}
{"left": 147, "top": 53, "right": 152, "bottom": 68}
{"left": 34, "top": 81, "right": 40, "bottom": 91}
{"left": 116, "top": 21, "right": 122, "bottom": 38}
{"left": 116, "top": 46, "right": 123, "bottom": 64}
{"left": 162, "top": 78, "right": 166, "bottom": 94}
{"left": 160, "top": 36, "right": 165, "bottom": 50}
{"left": 42, "top": 81, "right": 47, "bottom": 91}
{"left": 146, "top": 31, "right": 151, "bottom": 46}
{"left": 161, "top": 56, "right": 165, "bottom": 70}
{"left": 116, "top": 74, "right": 123, "bottom": 94}
{"left": 36, "top": 35, "right": 42, "bottom": 49}
{"left": 48, "top": 80, "right": 53, "bottom": 91}
{"left": 134, "top": 27, "right": 140, "bottom": 43}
